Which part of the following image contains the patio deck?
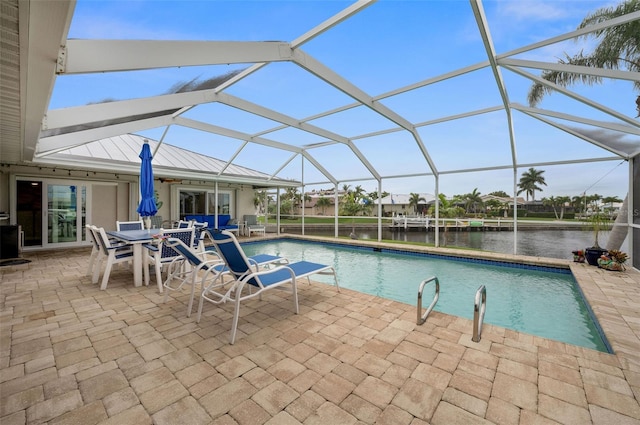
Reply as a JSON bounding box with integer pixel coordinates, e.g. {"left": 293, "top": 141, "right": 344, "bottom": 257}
{"left": 1, "top": 241, "right": 639, "bottom": 424}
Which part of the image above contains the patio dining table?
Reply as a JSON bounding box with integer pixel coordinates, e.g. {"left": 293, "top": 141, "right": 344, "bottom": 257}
{"left": 107, "top": 229, "right": 157, "bottom": 287}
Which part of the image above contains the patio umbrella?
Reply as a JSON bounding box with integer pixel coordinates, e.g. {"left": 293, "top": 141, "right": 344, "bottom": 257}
{"left": 136, "top": 140, "right": 157, "bottom": 228}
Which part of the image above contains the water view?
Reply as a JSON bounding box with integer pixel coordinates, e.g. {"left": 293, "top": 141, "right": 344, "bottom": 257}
{"left": 295, "top": 228, "right": 628, "bottom": 260}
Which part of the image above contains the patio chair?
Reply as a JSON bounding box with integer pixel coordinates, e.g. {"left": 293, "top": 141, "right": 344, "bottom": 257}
{"left": 116, "top": 220, "right": 144, "bottom": 231}
{"left": 85, "top": 224, "right": 101, "bottom": 277}
{"left": 243, "top": 214, "right": 265, "bottom": 237}
{"left": 143, "top": 227, "right": 194, "bottom": 293}
{"left": 204, "top": 229, "right": 339, "bottom": 344}
{"left": 92, "top": 226, "right": 134, "bottom": 290}
{"left": 176, "top": 220, "right": 193, "bottom": 229}
{"left": 162, "top": 237, "right": 287, "bottom": 317}
{"left": 191, "top": 221, "right": 209, "bottom": 253}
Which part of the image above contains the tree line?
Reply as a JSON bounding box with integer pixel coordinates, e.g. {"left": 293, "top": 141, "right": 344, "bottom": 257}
{"left": 252, "top": 168, "right": 623, "bottom": 219}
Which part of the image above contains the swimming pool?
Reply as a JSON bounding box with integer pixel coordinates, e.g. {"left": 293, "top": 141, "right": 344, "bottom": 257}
{"left": 242, "top": 239, "right": 610, "bottom": 352}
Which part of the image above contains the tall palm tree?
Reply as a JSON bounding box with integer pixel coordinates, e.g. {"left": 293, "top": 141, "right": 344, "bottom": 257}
{"left": 463, "top": 188, "right": 483, "bottom": 215}
{"left": 408, "top": 193, "right": 426, "bottom": 215}
{"left": 542, "top": 196, "right": 560, "bottom": 219}
{"left": 527, "top": 0, "right": 640, "bottom": 115}
{"left": 556, "top": 196, "right": 572, "bottom": 219}
{"left": 527, "top": 0, "right": 638, "bottom": 251}
{"left": 571, "top": 195, "right": 586, "bottom": 215}
{"left": 517, "top": 168, "right": 547, "bottom": 202}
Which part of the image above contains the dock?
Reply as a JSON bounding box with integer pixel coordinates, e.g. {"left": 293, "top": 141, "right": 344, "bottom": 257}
{"left": 389, "top": 217, "right": 513, "bottom": 231}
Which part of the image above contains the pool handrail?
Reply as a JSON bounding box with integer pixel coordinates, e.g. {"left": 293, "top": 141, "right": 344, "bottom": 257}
{"left": 417, "top": 276, "right": 439, "bottom": 325}
{"left": 472, "top": 285, "right": 487, "bottom": 342}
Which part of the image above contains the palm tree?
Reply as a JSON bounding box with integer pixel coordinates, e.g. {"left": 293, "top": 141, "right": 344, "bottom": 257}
{"left": 571, "top": 195, "right": 586, "bottom": 215}
{"left": 527, "top": 0, "right": 640, "bottom": 115}
{"left": 316, "top": 197, "right": 331, "bottom": 215}
{"left": 556, "top": 196, "right": 571, "bottom": 219}
{"left": 428, "top": 194, "right": 464, "bottom": 218}
{"left": 408, "top": 193, "right": 426, "bottom": 215}
{"left": 517, "top": 168, "right": 547, "bottom": 202}
{"left": 527, "top": 0, "right": 638, "bottom": 251}
{"left": 463, "top": 188, "right": 483, "bottom": 215}
{"left": 253, "top": 190, "right": 267, "bottom": 214}
{"left": 542, "top": 196, "right": 560, "bottom": 219}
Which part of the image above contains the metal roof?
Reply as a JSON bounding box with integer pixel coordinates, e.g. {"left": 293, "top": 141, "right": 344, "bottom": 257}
{"left": 1, "top": 0, "right": 639, "bottom": 193}
{"left": 34, "top": 134, "right": 295, "bottom": 186}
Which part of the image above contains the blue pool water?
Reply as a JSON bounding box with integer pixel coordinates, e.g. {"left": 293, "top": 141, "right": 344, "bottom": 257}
{"left": 242, "top": 239, "right": 609, "bottom": 352}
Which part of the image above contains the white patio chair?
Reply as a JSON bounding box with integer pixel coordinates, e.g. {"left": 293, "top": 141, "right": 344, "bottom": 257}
{"left": 93, "top": 226, "right": 134, "bottom": 290}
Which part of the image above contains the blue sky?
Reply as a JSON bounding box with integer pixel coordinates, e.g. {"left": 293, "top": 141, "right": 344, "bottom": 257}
{"left": 50, "top": 0, "right": 635, "bottom": 200}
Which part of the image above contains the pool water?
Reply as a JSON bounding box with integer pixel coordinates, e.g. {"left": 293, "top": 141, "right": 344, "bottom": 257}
{"left": 242, "top": 239, "right": 609, "bottom": 352}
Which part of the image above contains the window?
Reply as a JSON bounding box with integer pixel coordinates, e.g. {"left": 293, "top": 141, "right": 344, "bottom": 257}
{"left": 179, "top": 189, "right": 234, "bottom": 217}
{"left": 180, "top": 190, "right": 206, "bottom": 215}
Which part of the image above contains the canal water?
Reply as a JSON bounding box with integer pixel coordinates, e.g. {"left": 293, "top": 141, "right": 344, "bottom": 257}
{"left": 296, "top": 228, "right": 629, "bottom": 261}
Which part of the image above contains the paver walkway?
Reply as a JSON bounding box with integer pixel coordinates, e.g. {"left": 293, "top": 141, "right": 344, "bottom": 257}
{"left": 1, "top": 240, "right": 639, "bottom": 424}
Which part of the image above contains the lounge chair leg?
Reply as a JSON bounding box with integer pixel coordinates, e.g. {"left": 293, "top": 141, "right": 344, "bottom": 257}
{"left": 292, "top": 279, "right": 299, "bottom": 314}
{"left": 186, "top": 275, "right": 198, "bottom": 317}
{"left": 196, "top": 293, "right": 205, "bottom": 323}
{"left": 230, "top": 293, "right": 242, "bottom": 344}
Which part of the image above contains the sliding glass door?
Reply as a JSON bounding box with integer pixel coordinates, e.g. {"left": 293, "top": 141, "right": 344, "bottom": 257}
{"left": 47, "top": 183, "right": 86, "bottom": 245}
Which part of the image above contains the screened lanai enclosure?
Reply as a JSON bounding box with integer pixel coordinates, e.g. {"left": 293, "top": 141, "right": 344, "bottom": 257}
{"left": 1, "top": 0, "right": 639, "bottom": 268}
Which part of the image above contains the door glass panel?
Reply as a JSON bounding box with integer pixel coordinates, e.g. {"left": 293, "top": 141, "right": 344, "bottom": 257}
{"left": 217, "top": 193, "right": 231, "bottom": 215}
{"left": 47, "top": 184, "right": 78, "bottom": 244}
{"left": 17, "top": 181, "right": 43, "bottom": 246}
{"left": 180, "top": 190, "right": 205, "bottom": 216}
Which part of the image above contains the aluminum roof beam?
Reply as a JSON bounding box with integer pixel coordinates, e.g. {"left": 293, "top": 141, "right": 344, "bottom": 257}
{"left": 470, "top": 0, "right": 517, "bottom": 168}
{"left": 58, "top": 40, "right": 292, "bottom": 74}
{"left": 291, "top": 48, "right": 439, "bottom": 176}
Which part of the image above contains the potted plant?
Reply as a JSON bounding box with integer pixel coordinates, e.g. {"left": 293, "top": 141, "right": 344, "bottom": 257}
{"left": 584, "top": 212, "right": 610, "bottom": 266}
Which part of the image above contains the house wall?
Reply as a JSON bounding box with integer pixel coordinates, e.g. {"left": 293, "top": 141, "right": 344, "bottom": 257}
{"left": 1, "top": 163, "right": 264, "bottom": 249}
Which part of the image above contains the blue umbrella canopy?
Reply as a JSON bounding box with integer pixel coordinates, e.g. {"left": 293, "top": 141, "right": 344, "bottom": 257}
{"left": 136, "top": 141, "right": 158, "bottom": 217}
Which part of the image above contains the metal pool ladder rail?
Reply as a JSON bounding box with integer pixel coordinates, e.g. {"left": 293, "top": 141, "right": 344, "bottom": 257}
{"left": 472, "top": 285, "right": 487, "bottom": 342}
{"left": 417, "top": 276, "right": 439, "bottom": 325}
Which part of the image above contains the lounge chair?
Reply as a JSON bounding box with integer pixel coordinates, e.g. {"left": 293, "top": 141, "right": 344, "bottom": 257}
{"left": 204, "top": 229, "right": 339, "bottom": 344}
{"left": 163, "top": 238, "right": 287, "bottom": 317}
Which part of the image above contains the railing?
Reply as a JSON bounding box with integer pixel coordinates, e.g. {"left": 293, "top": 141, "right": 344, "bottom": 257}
{"left": 472, "top": 285, "right": 487, "bottom": 342}
{"left": 417, "top": 276, "right": 440, "bottom": 325}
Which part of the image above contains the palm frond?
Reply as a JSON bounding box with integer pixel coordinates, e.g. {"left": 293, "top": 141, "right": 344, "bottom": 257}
{"left": 527, "top": 0, "right": 640, "bottom": 106}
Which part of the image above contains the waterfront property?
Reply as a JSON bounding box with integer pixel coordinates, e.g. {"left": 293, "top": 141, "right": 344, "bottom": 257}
{"left": 1, "top": 238, "right": 639, "bottom": 424}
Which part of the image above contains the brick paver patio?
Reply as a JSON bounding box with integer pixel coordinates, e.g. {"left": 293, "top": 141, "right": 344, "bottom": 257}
{"left": 1, "top": 238, "right": 639, "bottom": 424}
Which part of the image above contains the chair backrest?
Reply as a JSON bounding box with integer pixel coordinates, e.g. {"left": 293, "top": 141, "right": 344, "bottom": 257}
{"left": 176, "top": 220, "right": 192, "bottom": 229}
{"left": 192, "top": 221, "right": 209, "bottom": 249}
{"left": 150, "top": 215, "right": 163, "bottom": 228}
{"left": 94, "top": 226, "right": 114, "bottom": 251}
{"left": 208, "top": 230, "right": 254, "bottom": 278}
{"left": 243, "top": 215, "right": 258, "bottom": 226}
{"left": 157, "top": 228, "right": 194, "bottom": 260}
{"left": 116, "top": 220, "right": 144, "bottom": 231}
{"left": 165, "top": 238, "right": 206, "bottom": 269}
{"left": 86, "top": 224, "right": 100, "bottom": 250}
